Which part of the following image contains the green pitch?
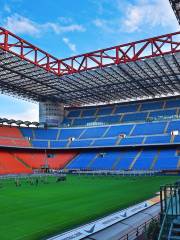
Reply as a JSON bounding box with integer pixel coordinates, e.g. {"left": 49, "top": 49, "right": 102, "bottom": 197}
{"left": 0, "top": 175, "right": 179, "bottom": 240}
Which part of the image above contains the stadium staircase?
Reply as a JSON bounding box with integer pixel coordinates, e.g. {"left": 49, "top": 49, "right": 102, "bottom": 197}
{"left": 158, "top": 183, "right": 180, "bottom": 240}
{"left": 111, "top": 154, "right": 122, "bottom": 170}
{"left": 12, "top": 153, "right": 32, "bottom": 170}
{"left": 150, "top": 150, "right": 161, "bottom": 170}
{"left": 129, "top": 149, "right": 143, "bottom": 170}
{"left": 168, "top": 218, "right": 180, "bottom": 240}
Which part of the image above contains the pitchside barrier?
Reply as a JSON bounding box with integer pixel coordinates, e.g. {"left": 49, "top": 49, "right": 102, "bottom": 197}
{"left": 63, "top": 170, "right": 160, "bottom": 176}
{"left": 48, "top": 198, "right": 160, "bottom": 240}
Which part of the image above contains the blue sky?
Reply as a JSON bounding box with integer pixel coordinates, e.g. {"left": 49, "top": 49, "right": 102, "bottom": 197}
{"left": 0, "top": 0, "right": 179, "bottom": 121}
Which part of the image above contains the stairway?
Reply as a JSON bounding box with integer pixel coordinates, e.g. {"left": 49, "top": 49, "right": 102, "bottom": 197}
{"left": 12, "top": 153, "right": 32, "bottom": 170}
{"left": 168, "top": 217, "right": 180, "bottom": 240}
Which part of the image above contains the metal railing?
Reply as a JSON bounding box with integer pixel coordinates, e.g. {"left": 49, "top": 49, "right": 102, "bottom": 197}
{"left": 118, "top": 215, "right": 159, "bottom": 240}
{"left": 158, "top": 182, "right": 180, "bottom": 240}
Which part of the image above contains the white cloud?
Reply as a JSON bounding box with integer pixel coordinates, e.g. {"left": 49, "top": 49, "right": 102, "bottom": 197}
{"left": 45, "top": 22, "right": 85, "bottom": 34}
{"left": 93, "top": 0, "right": 179, "bottom": 34}
{"left": 3, "top": 13, "right": 86, "bottom": 36}
{"left": 4, "top": 4, "right": 11, "bottom": 13}
{"left": 4, "top": 14, "right": 40, "bottom": 36}
{"left": 62, "top": 37, "right": 76, "bottom": 52}
{"left": 122, "top": 0, "right": 179, "bottom": 33}
{"left": 93, "top": 18, "right": 117, "bottom": 33}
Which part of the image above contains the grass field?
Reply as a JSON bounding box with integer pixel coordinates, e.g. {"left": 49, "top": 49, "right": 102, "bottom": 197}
{"left": 0, "top": 175, "right": 179, "bottom": 240}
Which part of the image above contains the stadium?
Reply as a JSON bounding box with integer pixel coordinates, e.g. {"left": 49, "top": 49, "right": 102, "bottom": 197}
{"left": 0, "top": 1, "right": 180, "bottom": 240}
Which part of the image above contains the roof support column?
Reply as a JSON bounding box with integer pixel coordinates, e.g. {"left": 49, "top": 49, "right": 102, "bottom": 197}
{"left": 39, "top": 101, "right": 64, "bottom": 127}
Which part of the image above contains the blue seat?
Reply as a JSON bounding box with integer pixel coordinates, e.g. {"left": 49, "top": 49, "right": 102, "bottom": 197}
{"left": 122, "top": 112, "right": 147, "bottom": 122}
{"left": 62, "top": 118, "right": 72, "bottom": 126}
{"left": 50, "top": 141, "right": 68, "bottom": 148}
{"left": 145, "top": 135, "right": 171, "bottom": 144}
{"left": 82, "top": 108, "right": 97, "bottom": 117}
{"left": 119, "top": 136, "right": 144, "bottom": 145}
{"left": 92, "top": 138, "right": 117, "bottom": 147}
{"left": 90, "top": 152, "right": 119, "bottom": 170}
{"left": 97, "top": 107, "right": 113, "bottom": 116}
{"left": 31, "top": 140, "right": 48, "bottom": 148}
{"left": 154, "top": 149, "right": 179, "bottom": 170}
{"left": 132, "top": 122, "right": 166, "bottom": 135}
{"left": 34, "top": 129, "right": 58, "bottom": 140}
{"left": 133, "top": 150, "right": 157, "bottom": 170}
{"left": 115, "top": 151, "right": 138, "bottom": 170}
{"left": 105, "top": 124, "right": 133, "bottom": 137}
{"left": 73, "top": 117, "right": 96, "bottom": 126}
{"left": 70, "top": 139, "right": 92, "bottom": 148}
{"left": 149, "top": 109, "right": 177, "bottom": 119}
{"left": 67, "top": 110, "right": 81, "bottom": 118}
{"left": 174, "top": 135, "right": 180, "bottom": 143}
{"left": 115, "top": 104, "right": 138, "bottom": 114}
{"left": 165, "top": 99, "right": 180, "bottom": 108}
{"left": 97, "top": 115, "right": 120, "bottom": 124}
{"left": 67, "top": 152, "right": 97, "bottom": 169}
{"left": 167, "top": 120, "right": 180, "bottom": 133}
{"left": 141, "top": 101, "right": 164, "bottom": 111}
{"left": 80, "top": 126, "right": 107, "bottom": 139}
{"left": 20, "top": 127, "right": 34, "bottom": 138}
{"left": 59, "top": 128, "right": 83, "bottom": 140}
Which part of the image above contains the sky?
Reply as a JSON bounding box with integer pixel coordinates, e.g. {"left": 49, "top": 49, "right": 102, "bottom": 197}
{"left": 0, "top": 0, "right": 179, "bottom": 121}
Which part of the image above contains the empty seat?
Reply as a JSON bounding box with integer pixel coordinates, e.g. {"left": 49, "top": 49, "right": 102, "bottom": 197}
{"left": 154, "top": 149, "right": 179, "bottom": 170}
{"left": 165, "top": 99, "right": 180, "bottom": 108}
{"left": 97, "top": 107, "right": 113, "bottom": 116}
{"left": 73, "top": 117, "right": 96, "bottom": 126}
{"left": 90, "top": 152, "right": 119, "bottom": 170}
{"left": 31, "top": 140, "right": 48, "bottom": 148}
{"left": 132, "top": 122, "right": 166, "bottom": 135}
{"left": 82, "top": 108, "right": 97, "bottom": 117}
{"left": 149, "top": 109, "right": 177, "bottom": 119}
{"left": 115, "top": 151, "right": 138, "bottom": 170}
{"left": 21, "top": 127, "right": 34, "bottom": 138}
{"left": 70, "top": 139, "right": 92, "bottom": 148}
{"left": 133, "top": 150, "right": 157, "bottom": 170}
{"left": 97, "top": 115, "right": 120, "bottom": 124}
{"left": 167, "top": 120, "right": 180, "bottom": 133}
{"left": 67, "top": 110, "right": 81, "bottom": 118}
{"left": 141, "top": 101, "right": 164, "bottom": 111}
{"left": 50, "top": 141, "right": 68, "bottom": 148}
{"left": 59, "top": 128, "right": 83, "bottom": 140}
{"left": 34, "top": 129, "right": 58, "bottom": 140}
{"left": 145, "top": 135, "right": 171, "bottom": 144}
{"left": 115, "top": 104, "right": 138, "bottom": 114}
{"left": 105, "top": 124, "right": 133, "bottom": 137}
{"left": 92, "top": 138, "right": 117, "bottom": 147}
{"left": 122, "top": 112, "right": 147, "bottom": 122}
{"left": 67, "top": 152, "right": 96, "bottom": 169}
{"left": 80, "top": 126, "right": 107, "bottom": 139}
{"left": 119, "top": 136, "right": 144, "bottom": 145}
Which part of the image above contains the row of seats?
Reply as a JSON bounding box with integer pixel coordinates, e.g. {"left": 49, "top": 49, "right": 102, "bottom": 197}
{"left": 15, "top": 151, "right": 76, "bottom": 170}
{"left": 0, "top": 150, "right": 77, "bottom": 174}
{"left": 67, "top": 148, "right": 180, "bottom": 171}
{"left": 0, "top": 151, "right": 32, "bottom": 174}
{"left": 20, "top": 119, "right": 180, "bottom": 140}
{"left": 63, "top": 108, "right": 179, "bottom": 126}
{"left": 30, "top": 134, "right": 179, "bottom": 149}
{"left": 0, "top": 126, "right": 31, "bottom": 147}
{"left": 65, "top": 98, "right": 180, "bottom": 119}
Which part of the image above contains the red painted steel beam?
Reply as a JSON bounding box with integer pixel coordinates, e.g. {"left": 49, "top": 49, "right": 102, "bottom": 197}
{"left": 0, "top": 27, "right": 180, "bottom": 76}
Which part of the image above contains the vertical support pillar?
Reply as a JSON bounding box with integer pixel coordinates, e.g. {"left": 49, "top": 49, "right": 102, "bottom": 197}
{"left": 39, "top": 101, "right": 64, "bottom": 127}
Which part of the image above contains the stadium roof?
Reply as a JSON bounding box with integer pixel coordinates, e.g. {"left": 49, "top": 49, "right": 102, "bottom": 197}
{"left": 170, "top": 0, "right": 180, "bottom": 24}
{"left": 0, "top": 27, "right": 180, "bottom": 106}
